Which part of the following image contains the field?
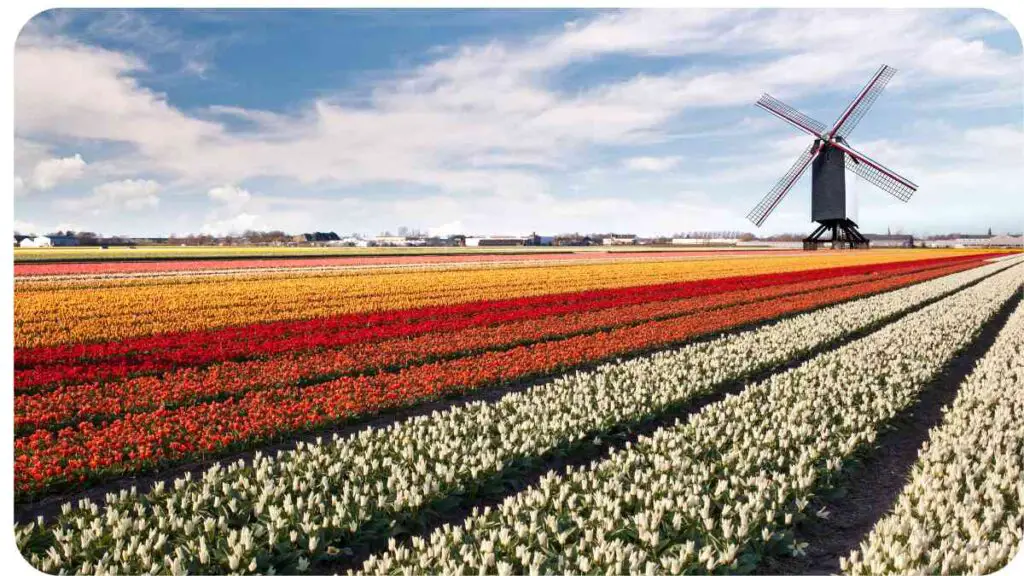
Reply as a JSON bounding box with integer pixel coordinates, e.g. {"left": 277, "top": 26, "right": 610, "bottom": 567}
{"left": 13, "top": 247, "right": 1024, "bottom": 574}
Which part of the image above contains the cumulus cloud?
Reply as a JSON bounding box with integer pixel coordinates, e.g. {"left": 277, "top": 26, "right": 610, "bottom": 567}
{"left": 13, "top": 219, "right": 38, "bottom": 235}
{"left": 201, "top": 212, "right": 263, "bottom": 236}
{"left": 29, "top": 154, "right": 87, "bottom": 190}
{"left": 93, "top": 179, "right": 160, "bottom": 210}
{"left": 207, "top": 185, "right": 252, "bottom": 208}
{"left": 59, "top": 179, "right": 161, "bottom": 213}
{"left": 623, "top": 156, "right": 683, "bottom": 172}
{"left": 13, "top": 144, "right": 88, "bottom": 194}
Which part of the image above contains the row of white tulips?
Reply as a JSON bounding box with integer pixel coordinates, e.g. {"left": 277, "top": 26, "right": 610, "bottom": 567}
{"left": 843, "top": 298, "right": 1024, "bottom": 575}
{"left": 15, "top": 257, "right": 1022, "bottom": 575}
{"left": 361, "top": 261, "right": 1024, "bottom": 575}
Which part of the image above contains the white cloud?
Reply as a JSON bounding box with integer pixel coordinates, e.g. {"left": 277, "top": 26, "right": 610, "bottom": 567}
{"left": 201, "top": 212, "right": 263, "bottom": 236}
{"left": 207, "top": 185, "right": 252, "bottom": 208}
{"left": 94, "top": 179, "right": 161, "bottom": 210}
{"left": 13, "top": 140, "right": 88, "bottom": 194}
{"left": 13, "top": 219, "right": 38, "bottom": 235}
{"left": 59, "top": 179, "right": 161, "bottom": 213}
{"left": 17, "top": 11, "right": 1019, "bottom": 189}
{"left": 623, "top": 156, "right": 683, "bottom": 172}
{"left": 29, "top": 154, "right": 87, "bottom": 190}
{"left": 15, "top": 34, "right": 220, "bottom": 160}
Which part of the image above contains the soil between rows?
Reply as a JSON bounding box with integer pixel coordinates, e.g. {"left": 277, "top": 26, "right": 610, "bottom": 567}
{"left": 759, "top": 285, "right": 1023, "bottom": 575}
{"left": 13, "top": 264, "right": 1002, "bottom": 527}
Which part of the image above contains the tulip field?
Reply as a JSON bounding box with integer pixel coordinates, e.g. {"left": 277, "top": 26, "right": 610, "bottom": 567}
{"left": 13, "top": 248, "right": 1024, "bottom": 574}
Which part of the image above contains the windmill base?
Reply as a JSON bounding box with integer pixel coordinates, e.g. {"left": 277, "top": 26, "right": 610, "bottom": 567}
{"left": 802, "top": 219, "right": 870, "bottom": 250}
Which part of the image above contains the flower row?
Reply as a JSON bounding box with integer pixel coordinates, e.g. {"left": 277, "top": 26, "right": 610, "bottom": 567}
{"left": 18, "top": 256, "right": 963, "bottom": 387}
{"left": 15, "top": 261, "right": 979, "bottom": 496}
{"left": 14, "top": 258, "right": 1021, "bottom": 575}
{"left": 361, "top": 259, "right": 1024, "bottom": 575}
{"left": 15, "top": 251, "right": 974, "bottom": 347}
{"left": 842, "top": 297, "right": 1024, "bottom": 575}
{"left": 12, "top": 265, "right": 897, "bottom": 430}
{"left": 16, "top": 259, "right": 973, "bottom": 430}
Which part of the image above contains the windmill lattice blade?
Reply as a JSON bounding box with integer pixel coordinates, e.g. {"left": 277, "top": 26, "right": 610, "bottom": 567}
{"left": 747, "top": 142, "right": 818, "bottom": 227}
{"left": 756, "top": 94, "right": 828, "bottom": 136}
{"left": 831, "top": 65, "right": 897, "bottom": 139}
{"left": 844, "top": 153, "right": 916, "bottom": 202}
{"left": 831, "top": 139, "right": 917, "bottom": 202}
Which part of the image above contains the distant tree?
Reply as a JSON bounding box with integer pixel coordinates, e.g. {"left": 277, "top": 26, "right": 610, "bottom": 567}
{"left": 738, "top": 232, "right": 756, "bottom": 242}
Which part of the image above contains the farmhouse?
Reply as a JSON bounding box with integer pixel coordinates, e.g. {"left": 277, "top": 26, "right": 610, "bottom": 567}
{"left": 18, "top": 236, "right": 56, "bottom": 247}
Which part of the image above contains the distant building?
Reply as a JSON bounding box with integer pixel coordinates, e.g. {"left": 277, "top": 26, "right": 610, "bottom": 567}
{"left": 374, "top": 235, "right": 412, "bottom": 247}
{"left": 921, "top": 234, "right": 1022, "bottom": 248}
{"left": 331, "top": 237, "right": 371, "bottom": 247}
{"left": 986, "top": 234, "right": 1024, "bottom": 247}
{"left": 553, "top": 235, "right": 595, "bottom": 247}
{"left": 863, "top": 234, "right": 914, "bottom": 248}
{"left": 465, "top": 236, "right": 530, "bottom": 247}
{"left": 46, "top": 234, "right": 80, "bottom": 247}
{"left": 19, "top": 236, "right": 52, "bottom": 248}
{"left": 602, "top": 235, "right": 638, "bottom": 246}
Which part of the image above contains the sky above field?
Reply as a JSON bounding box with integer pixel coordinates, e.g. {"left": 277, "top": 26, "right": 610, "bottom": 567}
{"left": 13, "top": 9, "right": 1024, "bottom": 238}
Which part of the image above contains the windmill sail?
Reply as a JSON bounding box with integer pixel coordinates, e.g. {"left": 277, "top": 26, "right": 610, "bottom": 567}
{"left": 830, "top": 65, "right": 898, "bottom": 139}
{"left": 831, "top": 140, "right": 917, "bottom": 202}
{"left": 843, "top": 153, "right": 916, "bottom": 202}
{"left": 756, "top": 94, "right": 828, "bottom": 136}
{"left": 747, "top": 141, "right": 819, "bottom": 227}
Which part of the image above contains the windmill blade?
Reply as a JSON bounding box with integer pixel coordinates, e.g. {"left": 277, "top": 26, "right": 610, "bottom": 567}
{"left": 747, "top": 141, "right": 819, "bottom": 227}
{"left": 833, "top": 141, "right": 918, "bottom": 202}
{"left": 756, "top": 94, "right": 828, "bottom": 137}
{"left": 829, "top": 65, "right": 898, "bottom": 139}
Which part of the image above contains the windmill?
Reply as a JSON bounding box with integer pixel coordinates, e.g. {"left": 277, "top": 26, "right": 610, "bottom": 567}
{"left": 747, "top": 64, "right": 918, "bottom": 249}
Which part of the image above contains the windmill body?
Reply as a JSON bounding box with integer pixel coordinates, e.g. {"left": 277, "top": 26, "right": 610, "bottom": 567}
{"left": 810, "top": 145, "right": 846, "bottom": 222}
{"left": 747, "top": 65, "right": 918, "bottom": 249}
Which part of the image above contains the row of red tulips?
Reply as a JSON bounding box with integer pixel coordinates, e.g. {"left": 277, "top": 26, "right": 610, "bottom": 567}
{"left": 14, "top": 262, "right": 975, "bottom": 496}
{"left": 14, "top": 254, "right": 990, "bottom": 389}
{"left": 16, "top": 262, "right": 961, "bottom": 431}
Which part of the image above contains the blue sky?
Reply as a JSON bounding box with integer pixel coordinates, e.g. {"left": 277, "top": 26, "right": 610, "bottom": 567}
{"left": 13, "top": 8, "right": 1024, "bottom": 237}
